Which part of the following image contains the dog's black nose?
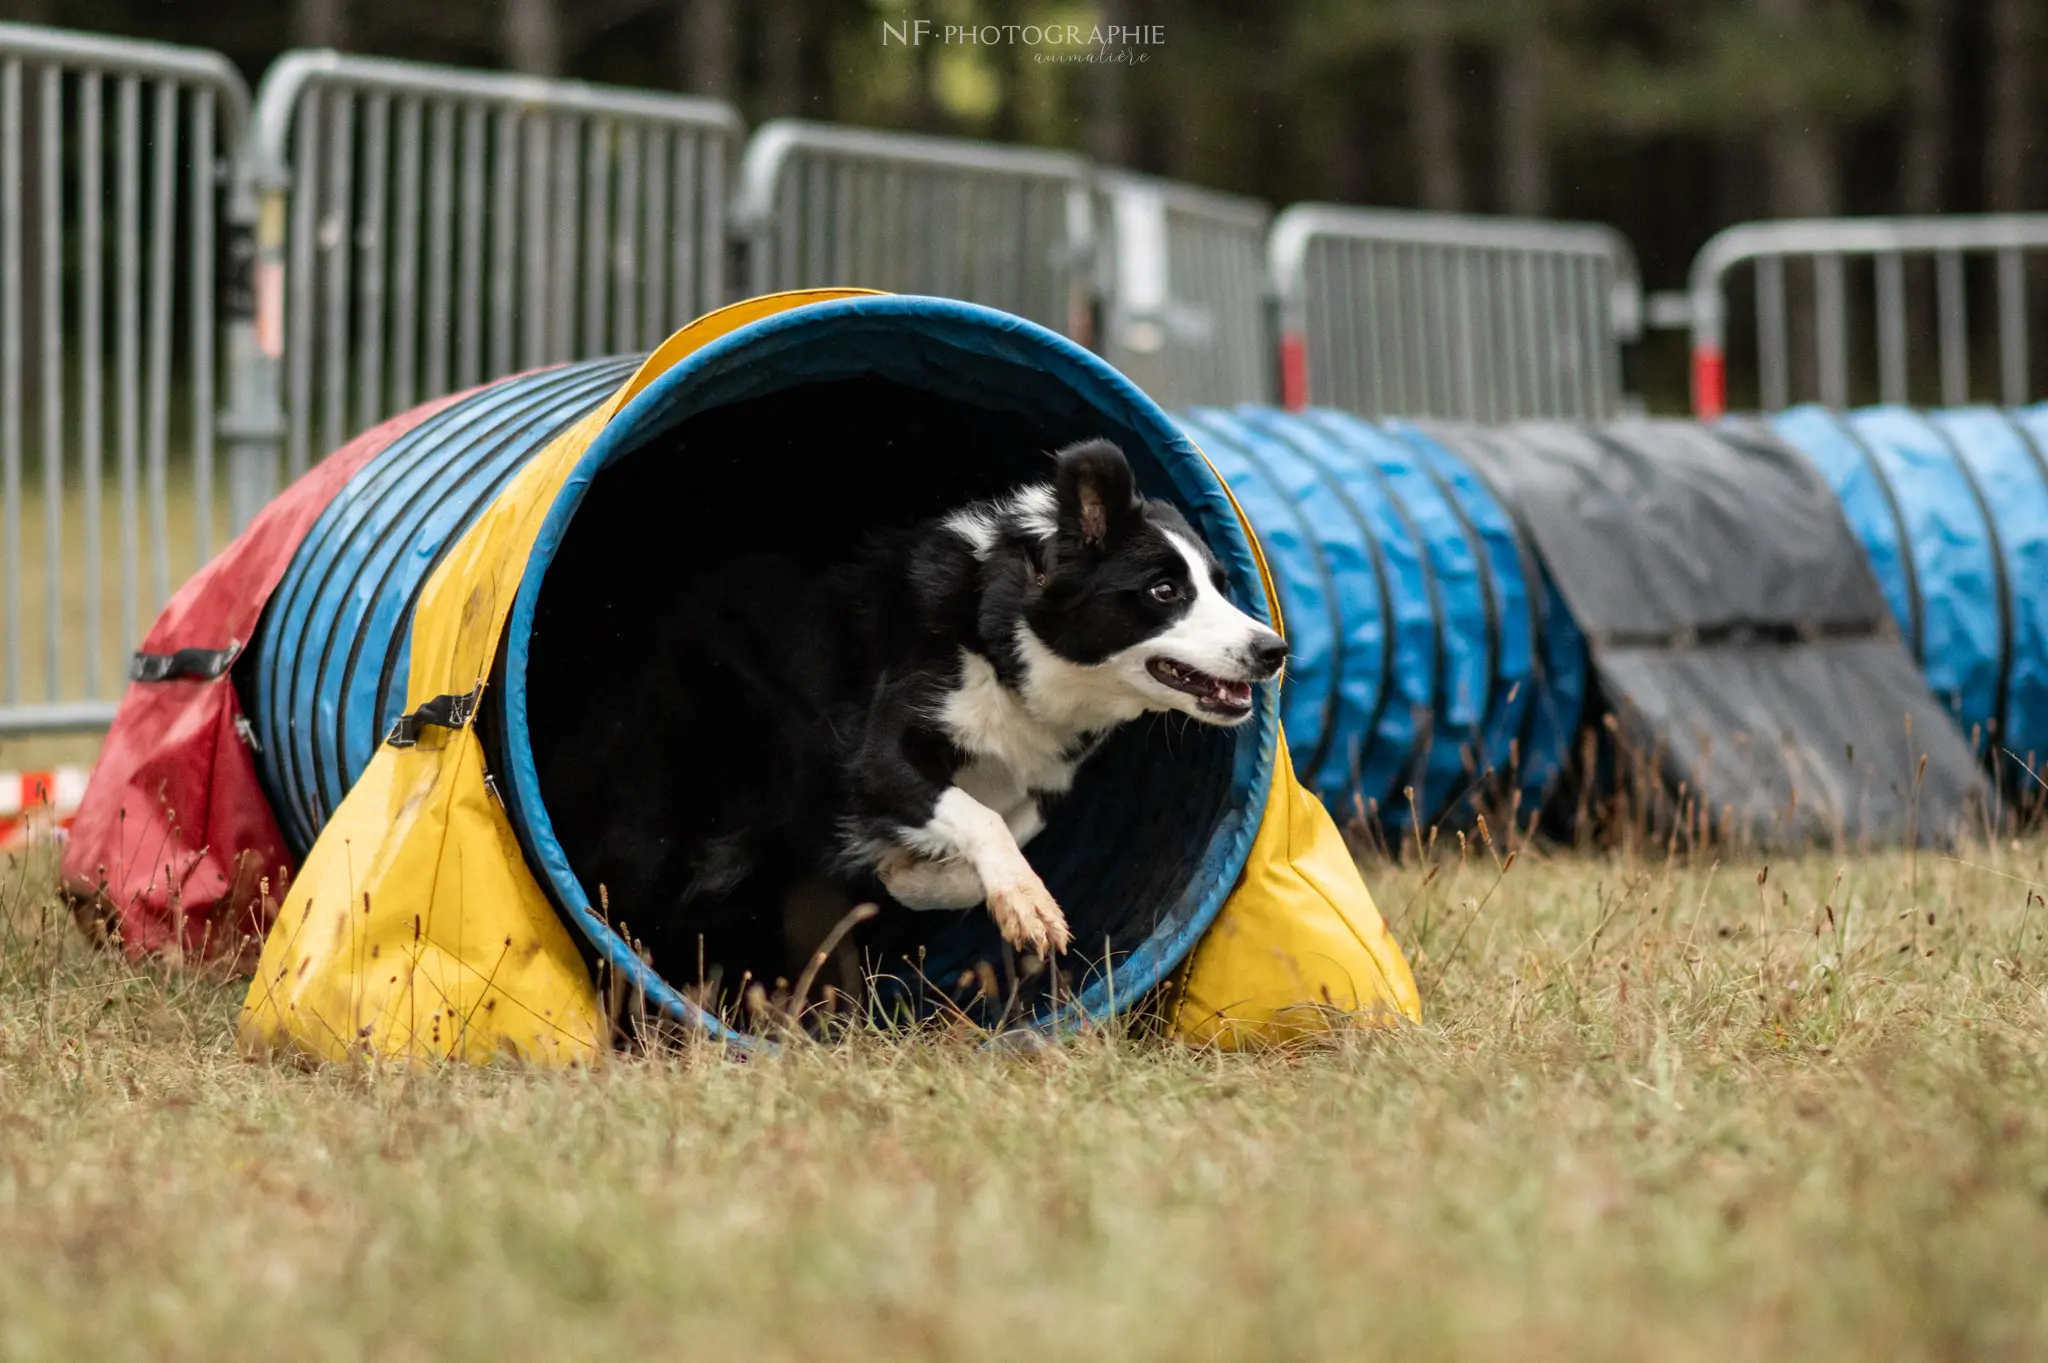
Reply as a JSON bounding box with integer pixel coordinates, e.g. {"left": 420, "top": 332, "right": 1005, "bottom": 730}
{"left": 1247, "top": 633, "right": 1289, "bottom": 678}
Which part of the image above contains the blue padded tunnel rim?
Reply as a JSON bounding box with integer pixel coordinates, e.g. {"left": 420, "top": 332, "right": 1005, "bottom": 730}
{"left": 499, "top": 295, "right": 1280, "bottom": 1045}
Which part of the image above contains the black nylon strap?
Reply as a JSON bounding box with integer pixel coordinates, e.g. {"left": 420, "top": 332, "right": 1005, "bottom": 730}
{"left": 130, "top": 643, "right": 240, "bottom": 683}
{"left": 385, "top": 686, "right": 483, "bottom": 748}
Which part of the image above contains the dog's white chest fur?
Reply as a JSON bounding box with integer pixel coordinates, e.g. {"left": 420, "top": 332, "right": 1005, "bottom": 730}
{"left": 936, "top": 650, "right": 1100, "bottom": 841}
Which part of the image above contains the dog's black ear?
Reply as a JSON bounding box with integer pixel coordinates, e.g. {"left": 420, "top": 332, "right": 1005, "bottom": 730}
{"left": 1053, "top": 438, "right": 1137, "bottom": 551}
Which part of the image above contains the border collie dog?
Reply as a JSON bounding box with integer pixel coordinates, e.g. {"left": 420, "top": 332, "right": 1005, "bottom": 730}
{"left": 555, "top": 438, "right": 1287, "bottom": 976}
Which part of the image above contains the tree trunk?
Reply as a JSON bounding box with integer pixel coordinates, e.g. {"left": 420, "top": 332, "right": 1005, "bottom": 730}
{"left": 1409, "top": 3, "right": 1464, "bottom": 211}
{"left": 1496, "top": 19, "right": 1547, "bottom": 216}
{"left": 761, "top": 0, "right": 806, "bottom": 117}
{"left": 989, "top": 0, "right": 1026, "bottom": 143}
{"left": 676, "top": 0, "right": 735, "bottom": 98}
{"left": 1985, "top": 0, "right": 2034, "bottom": 210}
{"left": 502, "top": 0, "right": 564, "bottom": 76}
{"left": 912, "top": 23, "right": 942, "bottom": 131}
{"left": 294, "top": 0, "right": 350, "bottom": 48}
{"left": 1898, "top": 0, "right": 1951, "bottom": 212}
{"left": 1755, "top": 0, "right": 1839, "bottom": 217}
{"left": 1089, "top": 0, "right": 1131, "bottom": 164}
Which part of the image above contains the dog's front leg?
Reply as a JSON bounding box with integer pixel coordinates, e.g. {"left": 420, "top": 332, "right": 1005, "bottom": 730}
{"left": 901, "top": 788, "right": 1071, "bottom": 956}
{"left": 876, "top": 849, "right": 986, "bottom": 911}
{"left": 848, "top": 690, "right": 1071, "bottom": 956}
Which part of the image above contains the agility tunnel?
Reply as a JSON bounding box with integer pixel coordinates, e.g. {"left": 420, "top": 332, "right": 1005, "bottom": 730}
{"left": 1765, "top": 404, "right": 2048, "bottom": 794}
{"left": 1179, "top": 408, "right": 1588, "bottom": 830}
{"left": 64, "top": 290, "right": 1421, "bottom": 1061}
{"left": 1185, "top": 408, "right": 1986, "bottom": 846}
{"left": 63, "top": 286, "right": 2031, "bottom": 1065}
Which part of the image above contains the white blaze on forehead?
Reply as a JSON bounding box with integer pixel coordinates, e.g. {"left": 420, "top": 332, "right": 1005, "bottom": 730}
{"left": 1151, "top": 530, "right": 1273, "bottom": 673}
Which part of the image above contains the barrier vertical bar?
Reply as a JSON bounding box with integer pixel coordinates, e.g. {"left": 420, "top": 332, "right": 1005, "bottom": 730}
{"left": 284, "top": 95, "right": 316, "bottom": 478}
{"left": 115, "top": 74, "right": 139, "bottom": 653}
{"left": 1756, "top": 256, "right": 1788, "bottom": 410}
{"left": 1997, "top": 248, "right": 2027, "bottom": 407}
{"left": 517, "top": 111, "right": 546, "bottom": 371}
{"left": 1876, "top": 250, "right": 1907, "bottom": 404}
{"left": 423, "top": 100, "right": 453, "bottom": 399}
{"left": 1816, "top": 254, "right": 1847, "bottom": 409}
{"left": 144, "top": 77, "right": 174, "bottom": 612}
{"left": 79, "top": 71, "right": 101, "bottom": 694}
{"left": 38, "top": 64, "right": 61, "bottom": 693}
{"left": 612, "top": 123, "right": 639, "bottom": 353}
{"left": 465, "top": 105, "right": 494, "bottom": 387}
{"left": 671, "top": 129, "right": 698, "bottom": 323}
{"left": 389, "top": 96, "right": 421, "bottom": 414}
{"left": 580, "top": 118, "right": 608, "bottom": 357}
{"left": 318, "top": 88, "right": 352, "bottom": 458}
{"left": 547, "top": 114, "right": 577, "bottom": 363}
{"left": 698, "top": 131, "right": 724, "bottom": 309}
{"left": 0, "top": 58, "right": 20, "bottom": 704}
{"left": 639, "top": 127, "right": 667, "bottom": 350}
{"left": 457, "top": 104, "right": 487, "bottom": 390}
{"left": 188, "top": 87, "right": 214, "bottom": 566}
{"left": 1936, "top": 248, "right": 1967, "bottom": 405}
{"left": 354, "top": 92, "right": 387, "bottom": 435}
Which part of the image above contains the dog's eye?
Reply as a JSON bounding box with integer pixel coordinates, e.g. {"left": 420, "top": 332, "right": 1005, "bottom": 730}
{"left": 1148, "top": 580, "right": 1180, "bottom": 603}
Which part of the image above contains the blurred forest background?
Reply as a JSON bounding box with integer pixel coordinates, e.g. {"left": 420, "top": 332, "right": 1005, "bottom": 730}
{"left": 1, "top": 0, "right": 2039, "bottom": 295}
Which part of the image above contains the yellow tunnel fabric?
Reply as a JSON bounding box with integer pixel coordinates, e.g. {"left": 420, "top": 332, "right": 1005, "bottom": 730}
{"left": 237, "top": 290, "right": 882, "bottom": 1063}
{"left": 238, "top": 290, "right": 1418, "bottom": 1064}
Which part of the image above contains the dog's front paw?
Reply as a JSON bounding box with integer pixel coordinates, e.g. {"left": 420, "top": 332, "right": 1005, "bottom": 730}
{"left": 877, "top": 849, "right": 985, "bottom": 911}
{"left": 984, "top": 872, "right": 1072, "bottom": 957}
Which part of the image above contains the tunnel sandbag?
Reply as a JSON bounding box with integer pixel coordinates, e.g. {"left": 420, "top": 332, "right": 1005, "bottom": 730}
{"left": 1176, "top": 406, "right": 1584, "bottom": 830}
{"left": 238, "top": 292, "right": 1419, "bottom": 1059}
{"left": 1447, "top": 419, "right": 1985, "bottom": 845}
{"left": 1768, "top": 405, "right": 2048, "bottom": 786}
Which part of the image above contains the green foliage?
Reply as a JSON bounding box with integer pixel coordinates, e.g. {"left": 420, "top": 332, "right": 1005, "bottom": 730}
{"left": 1551, "top": 0, "right": 1905, "bottom": 137}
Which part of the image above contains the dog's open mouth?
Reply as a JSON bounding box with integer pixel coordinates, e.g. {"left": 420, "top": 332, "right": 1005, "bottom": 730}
{"left": 1148, "top": 657, "right": 1255, "bottom": 719}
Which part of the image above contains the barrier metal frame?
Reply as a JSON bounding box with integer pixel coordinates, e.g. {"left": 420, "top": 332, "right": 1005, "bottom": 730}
{"left": 732, "top": 119, "right": 1097, "bottom": 340}
{"left": 247, "top": 50, "right": 742, "bottom": 495}
{"left": 1688, "top": 214, "right": 2048, "bottom": 417}
{"left": 1269, "top": 204, "right": 1642, "bottom": 421}
{"left": 1095, "top": 168, "right": 1273, "bottom": 408}
{"left": 0, "top": 23, "right": 256, "bottom": 735}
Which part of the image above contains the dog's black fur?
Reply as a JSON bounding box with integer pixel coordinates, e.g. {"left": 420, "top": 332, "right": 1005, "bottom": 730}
{"left": 532, "top": 438, "right": 1286, "bottom": 1004}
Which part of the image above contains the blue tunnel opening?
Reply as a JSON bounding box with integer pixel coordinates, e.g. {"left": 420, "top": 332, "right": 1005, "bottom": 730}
{"left": 246, "top": 296, "right": 1280, "bottom": 1039}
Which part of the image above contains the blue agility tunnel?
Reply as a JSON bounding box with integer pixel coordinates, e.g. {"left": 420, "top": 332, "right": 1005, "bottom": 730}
{"left": 1769, "top": 404, "right": 2048, "bottom": 783}
{"left": 243, "top": 294, "right": 1287, "bottom": 1030}
{"left": 1178, "top": 407, "right": 1588, "bottom": 829}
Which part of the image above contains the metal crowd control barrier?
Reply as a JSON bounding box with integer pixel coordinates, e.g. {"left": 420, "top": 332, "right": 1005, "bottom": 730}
{"left": 732, "top": 120, "right": 1096, "bottom": 340}
{"left": 248, "top": 51, "right": 741, "bottom": 488}
{"left": 1688, "top": 215, "right": 2048, "bottom": 417}
{"left": 1096, "top": 170, "right": 1272, "bottom": 408}
{"left": 0, "top": 24, "right": 254, "bottom": 735}
{"left": 1269, "top": 204, "right": 1642, "bottom": 420}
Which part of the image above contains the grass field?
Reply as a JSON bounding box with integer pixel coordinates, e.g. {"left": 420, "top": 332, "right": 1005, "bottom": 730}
{"left": 4, "top": 829, "right": 2046, "bottom": 1363}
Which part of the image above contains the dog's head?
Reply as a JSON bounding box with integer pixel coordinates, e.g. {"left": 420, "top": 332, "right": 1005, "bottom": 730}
{"left": 1018, "top": 438, "right": 1287, "bottom": 726}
